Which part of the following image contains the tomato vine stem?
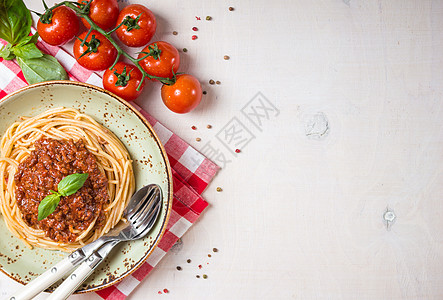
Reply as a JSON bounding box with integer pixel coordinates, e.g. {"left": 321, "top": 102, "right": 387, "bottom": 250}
{"left": 41, "top": 0, "right": 176, "bottom": 90}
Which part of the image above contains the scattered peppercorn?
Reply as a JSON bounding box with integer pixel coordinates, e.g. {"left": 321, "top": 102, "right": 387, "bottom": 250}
{"left": 203, "top": 274, "right": 208, "bottom": 279}
{"left": 206, "top": 16, "right": 212, "bottom": 20}
{"left": 203, "top": 91, "right": 207, "bottom": 95}
{"left": 172, "top": 31, "right": 178, "bottom": 35}
{"left": 216, "top": 187, "right": 222, "bottom": 192}
{"left": 213, "top": 247, "right": 218, "bottom": 252}
{"left": 192, "top": 35, "right": 198, "bottom": 40}
{"left": 158, "top": 291, "right": 162, "bottom": 294}
{"left": 196, "top": 138, "right": 201, "bottom": 142}
{"left": 176, "top": 266, "right": 182, "bottom": 271}
{"left": 191, "top": 125, "right": 197, "bottom": 130}
{"left": 224, "top": 55, "right": 230, "bottom": 60}
{"left": 187, "top": 259, "right": 192, "bottom": 263}
{"left": 183, "top": 48, "right": 188, "bottom": 52}
{"left": 195, "top": 16, "right": 201, "bottom": 20}
{"left": 216, "top": 80, "right": 221, "bottom": 85}
{"left": 229, "top": 6, "right": 234, "bottom": 11}
{"left": 196, "top": 275, "right": 200, "bottom": 278}
{"left": 198, "top": 264, "right": 202, "bottom": 269}
{"left": 235, "top": 149, "right": 241, "bottom": 153}
{"left": 163, "top": 289, "right": 169, "bottom": 293}
{"left": 207, "top": 124, "right": 212, "bottom": 129}
{"left": 192, "top": 27, "right": 198, "bottom": 31}
{"left": 208, "top": 254, "right": 212, "bottom": 257}
{"left": 209, "top": 79, "right": 215, "bottom": 85}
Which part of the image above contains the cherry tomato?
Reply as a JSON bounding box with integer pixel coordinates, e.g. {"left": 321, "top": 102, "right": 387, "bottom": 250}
{"left": 73, "top": 30, "right": 117, "bottom": 71}
{"left": 103, "top": 62, "right": 145, "bottom": 101}
{"left": 115, "top": 4, "right": 156, "bottom": 47}
{"left": 137, "top": 41, "right": 180, "bottom": 79}
{"left": 161, "top": 74, "right": 202, "bottom": 114}
{"left": 37, "top": 6, "right": 79, "bottom": 46}
{"left": 78, "top": 0, "right": 119, "bottom": 31}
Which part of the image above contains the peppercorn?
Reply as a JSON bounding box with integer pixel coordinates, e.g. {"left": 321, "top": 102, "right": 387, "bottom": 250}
{"left": 192, "top": 35, "right": 198, "bottom": 40}
{"left": 209, "top": 79, "right": 215, "bottom": 85}
{"left": 206, "top": 16, "right": 212, "bottom": 20}
{"left": 213, "top": 247, "right": 218, "bottom": 252}
{"left": 216, "top": 187, "right": 222, "bottom": 192}
{"left": 203, "top": 91, "right": 207, "bottom": 95}
{"left": 203, "top": 274, "right": 208, "bottom": 279}
{"left": 183, "top": 48, "right": 188, "bottom": 52}
{"left": 207, "top": 124, "right": 212, "bottom": 129}
{"left": 224, "top": 55, "right": 230, "bottom": 60}
{"left": 187, "top": 259, "right": 192, "bottom": 263}
{"left": 192, "top": 27, "right": 198, "bottom": 31}
{"left": 229, "top": 7, "right": 234, "bottom": 11}
{"left": 216, "top": 80, "right": 221, "bottom": 85}
{"left": 172, "top": 31, "right": 178, "bottom": 35}
{"left": 196, "top": 138, "right": 201, "bottom": 142}
{"left": 176, "top": 266, "right": 182, "bottom": 271}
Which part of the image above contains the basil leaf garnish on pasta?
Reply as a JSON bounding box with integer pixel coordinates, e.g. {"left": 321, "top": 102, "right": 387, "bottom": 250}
{"left": 37, "top": 173, "right": 89, "bottom": 221}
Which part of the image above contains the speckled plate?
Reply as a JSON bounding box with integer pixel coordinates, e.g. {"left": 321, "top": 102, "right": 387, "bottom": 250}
{"left": 0, "top": 81, "right": 172, "bottom": 293}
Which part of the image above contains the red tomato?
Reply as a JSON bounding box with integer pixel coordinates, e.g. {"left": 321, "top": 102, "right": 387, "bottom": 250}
{"left": 115, "top": 4, "right": 156, "bottom": 47}
{"left": 73, "top": 30, "right": 117, "bottom": 71}
{"left": 37, "top": 6, "right": 79, "bottom": 46}
{"left": 161, "top": 74, "right": 202, "bottom": 114}
{"left": 137, "top": 41, "right": 180, "bottom": 79}
{"left": 78, "top": 0, "right": 119, "bottom": 31}
{"left": 103, "top": 62, "right": 145, "bottom": 101}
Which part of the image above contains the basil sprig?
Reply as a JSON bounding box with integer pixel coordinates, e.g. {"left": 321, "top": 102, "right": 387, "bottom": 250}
{"left": 0, "top": 0, "right": 68, "bottom": 84}
{"left": 37, "top": 173, "right": 89, "bottom": 221}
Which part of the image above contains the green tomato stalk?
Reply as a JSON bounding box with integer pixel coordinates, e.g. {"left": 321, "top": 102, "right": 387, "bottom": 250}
{"left": 40, "top": 0, "right": 177, "bottom": 90}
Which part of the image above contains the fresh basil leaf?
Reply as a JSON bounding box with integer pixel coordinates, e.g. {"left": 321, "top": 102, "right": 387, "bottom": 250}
{"left": 0, "top": 0, "right": 32, "bottom": 45}
{"left": 37, "top": 193, "right": 61, "bottom": 221}
{"left": 57, "top": 173, "right": 89, "bottom": 197}
{"left": 0, "top": 43, "right": 14, "bottom": 60}
{"left": 12, "top": 43, "right": 43, "bottom": 59}
{"left": 17, "top": 54, "right": 68, "bottom": 84}
{"left": 15, "top": 33, "right": 38, "bottom": 47}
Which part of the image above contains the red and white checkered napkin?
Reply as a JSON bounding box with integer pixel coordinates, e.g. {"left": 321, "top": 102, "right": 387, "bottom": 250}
{"left": 0, "top": 37, "right": 219, "bottom": 299}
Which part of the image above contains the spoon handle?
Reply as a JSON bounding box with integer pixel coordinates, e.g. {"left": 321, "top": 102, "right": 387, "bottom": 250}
{"left": 48, "top": 240, "right": 119, "bottom": 300}
{"left": 5, "top": 250, "right": 84, "bottom": 300}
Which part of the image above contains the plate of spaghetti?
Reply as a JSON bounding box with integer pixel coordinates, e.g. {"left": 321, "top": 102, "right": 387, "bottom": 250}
{"left": 0, "top": 81, "right": 173, "bottom": 293}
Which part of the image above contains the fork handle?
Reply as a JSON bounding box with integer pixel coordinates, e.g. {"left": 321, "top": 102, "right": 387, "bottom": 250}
{"left": 47, "top": 252, "right": 103, "bottom": 300}
{"left": 6, "top": 250, "right": 83, "bottom": 300}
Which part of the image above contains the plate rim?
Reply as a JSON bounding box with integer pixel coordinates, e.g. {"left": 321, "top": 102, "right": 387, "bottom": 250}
{"left": 0, "top": 80, "right": 173, "bottom": 293}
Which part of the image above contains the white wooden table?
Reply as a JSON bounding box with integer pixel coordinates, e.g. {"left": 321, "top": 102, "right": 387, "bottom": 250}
{"left": 2, "top": 0, "right": 443, "bottom": 299}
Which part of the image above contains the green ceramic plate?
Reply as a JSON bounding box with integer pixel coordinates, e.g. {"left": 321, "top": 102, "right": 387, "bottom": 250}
{"left": 0, "top": 81, "right": 172, "bottom": 293}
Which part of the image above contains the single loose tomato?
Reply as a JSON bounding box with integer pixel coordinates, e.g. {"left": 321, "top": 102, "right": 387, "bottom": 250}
{"left": 37, "top": 6, "right": 79, "bottom": 46}
{"left": 115, "top": 4, "right": 156, "bottom": 47}
{"left": 161, "top": 74, "right": 202, "bottom": 114}
{"left": 103, "top": 62, "right": 145, "bottom": 101}
{"left": 73, "top": 30, "right": 117, "bottom": 71}
{"left": 137, "top": 41, "right": 180, "bottom": 79}
{"left": 78, "top": 0, "right": 119, "bottom": 31}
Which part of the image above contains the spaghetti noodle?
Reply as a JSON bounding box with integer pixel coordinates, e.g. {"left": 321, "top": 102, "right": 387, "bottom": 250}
{"left": 0, "top": 107, "right": 135, "bottom": 252}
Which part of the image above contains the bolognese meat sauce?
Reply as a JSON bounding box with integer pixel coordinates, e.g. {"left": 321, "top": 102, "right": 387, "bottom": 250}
{"left": 14, "top": 138, "right": 109, "bottom": 243}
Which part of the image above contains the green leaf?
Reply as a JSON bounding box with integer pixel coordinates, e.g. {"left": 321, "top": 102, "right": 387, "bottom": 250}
{"left": 12, "top": 43, "right": 43, "bottom": 59}
{"left": 0, "top": 0, "right": 32, "bottom": 45}
{"left": 0, "top": 43, "right": 15, "bottom": 60}
{"left": 37, "top": 193, "right": 61, "bottom": 221}
{"left": 15, "top": 33, "right": 39, "bottom": 47}
{"left": 57, "top": 173, "right": 89, "bottom": 197}
{"left": 17, "top": 54, "right": 68, "bottom": 85}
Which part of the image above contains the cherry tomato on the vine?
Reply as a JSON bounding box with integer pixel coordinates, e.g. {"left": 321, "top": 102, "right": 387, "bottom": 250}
{"left": 37, "top": 6, "right": 79, "bottom": 46}
{"left": 115, "top": 4, "right": 156, "bottom": 47}
{"left": 103, "top": 62, "right": 145, "bottom": 101}
{"left": 137, "top": 41, "right": 180, "bottom": 80}
{"left": 73, "top": 30, "right": 117, "bottom": 71}
{"left": 161, "top": 74, "right": 202, "bottom": 114}
{"left": 78, "top": 0, "right": 119, "bottom": 31}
